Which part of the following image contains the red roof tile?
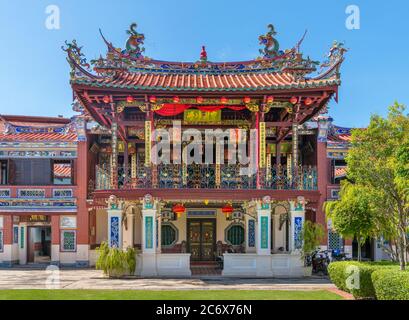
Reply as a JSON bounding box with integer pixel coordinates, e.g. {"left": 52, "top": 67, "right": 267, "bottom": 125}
{"left": 75, "top": 71, "right": 339, "bottom": 91}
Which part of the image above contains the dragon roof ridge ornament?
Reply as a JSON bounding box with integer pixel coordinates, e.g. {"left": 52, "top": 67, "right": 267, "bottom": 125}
{"left": 63, "top": 23, "right": 346, "bottom": 80}
{"left": 123, "top": 23, "right": 145, "bottom": 59}
{"left": 258, "top": 24, "right": 281, "bottom": 58}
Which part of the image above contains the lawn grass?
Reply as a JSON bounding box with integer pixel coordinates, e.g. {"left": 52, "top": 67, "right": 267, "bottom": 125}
{"left": 0, "top": 289, "right": 343, "bottom": 300}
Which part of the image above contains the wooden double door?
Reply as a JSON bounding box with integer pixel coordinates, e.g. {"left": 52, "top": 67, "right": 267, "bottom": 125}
{"left": 187, "top": 219, "right": 216, "bottom": 261}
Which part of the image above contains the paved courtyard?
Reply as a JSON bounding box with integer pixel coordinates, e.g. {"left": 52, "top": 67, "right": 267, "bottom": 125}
{"left": 0, "top": 267, "right": 335, "bottom": 291}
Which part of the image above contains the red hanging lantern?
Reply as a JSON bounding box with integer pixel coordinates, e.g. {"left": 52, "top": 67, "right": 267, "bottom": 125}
{"left": 221, "top": 203, "right": 234, "bottom": 215}
{"left": 243, "top": 96, "right": 251, "bottom": 104}
{"left": 149, "top": 96, "right": 157, "bottom": 103}
{"left": 172, "top": 203, "right": 186, "bottom": 218}
{"left": 126, "top": 95, "right": 134, "bottom": 103}
{"left": 173, "top": 96, "right": 180, "bottom": 103}
{"left": 196, "top": 96, "right": 204, "bottom": 104}
{"left": 266, "top": 96, "right": 274, "bottom": 104}
{"left": 290, "top": 96, "right": 298, "bottom": 105}
{"left": 102, "top": 95, "right": 110, "bottom": 104}
{"left": 220, "top": 96, "right": 228, "bottom": 104}
{"left": 304, "top": 97, "right": 313, "bottom": 106}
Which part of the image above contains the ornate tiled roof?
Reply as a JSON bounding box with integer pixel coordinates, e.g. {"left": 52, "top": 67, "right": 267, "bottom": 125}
{"left": 64, "top": 23, "right": 347, "bottom": 92}
{"left": 327, "top": 126, "right": 352, "bottom": 143}
{"left": 0, "top": 116, "right": 77, "bottom": 142}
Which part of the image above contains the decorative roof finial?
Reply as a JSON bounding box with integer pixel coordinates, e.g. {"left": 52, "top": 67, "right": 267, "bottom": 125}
{"left": 200, "top": 46, "right": 207, "bottom": 63}
{"left": 124, "top": 23, "right": 145, "bottom": 59}
{"left": 258, "top": 24, "right": 280, "bottom": 58}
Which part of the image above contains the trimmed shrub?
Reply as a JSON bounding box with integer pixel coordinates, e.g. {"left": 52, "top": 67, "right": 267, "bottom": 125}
{"left": 372, "top": 269, "right": 409, "bottom": 300}
{"left": 328, "top": 261, "right": 353, "bottom": 292}
{"left": 328, "top": 261, "right": 399, "bottom": 299}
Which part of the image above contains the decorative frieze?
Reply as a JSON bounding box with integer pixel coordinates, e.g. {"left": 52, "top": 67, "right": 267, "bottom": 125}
{"left": 0, "top": 150, "right": 77, "bottom": 159}
{"left": 0, "top": 189, "right": 10, "bottom": 198}
{"left": 53, "top": 189, "right": 74, "bottom": 198}
{"left": 18, "top": 189, "right": 45, "bottom": 198}
{"left": 0, "top": 199, "right": 76, "bottom": 212}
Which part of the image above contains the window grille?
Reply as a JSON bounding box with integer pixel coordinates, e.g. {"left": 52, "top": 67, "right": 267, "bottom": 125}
{"left": 328, "top": 230, "right": 343, "bottom": 250}
{"left": 161, "top": 223, "right": 177, "bottom": 247}
{"left": 226, "top": 224, "right": 245, "bottom": 246}
{"left": 61, "top": 230, "right": 76, "bottom": 252}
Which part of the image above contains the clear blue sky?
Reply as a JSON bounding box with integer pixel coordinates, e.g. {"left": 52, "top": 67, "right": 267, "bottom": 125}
{"left": 0, "top": 0, "right": 408, "bottom": 127}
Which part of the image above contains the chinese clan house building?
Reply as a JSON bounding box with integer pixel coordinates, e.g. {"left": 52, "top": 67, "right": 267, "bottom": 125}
{"left": 0, "top": 23, "right": 347, "bottom": 276}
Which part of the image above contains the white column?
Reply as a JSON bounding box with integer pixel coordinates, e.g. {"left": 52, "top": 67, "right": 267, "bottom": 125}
{"left": 140, "top": 204, "right": 158, "bottom": 276}
{"left": 289, "top": 199, "right": 305, "bottom": 253}
{"left": 157, "top": 214, "right": 162, "bottom": 253}
{"left": 18, "top": 223, "right": 27, "bottom": 265}
{"left": 122, "top": 211, "right": 135, "bottom": 249}
{"left": 245, "top": 214, "right": 256, "bottom": 253}
{"left": 256, "top": 202, "right": 271, "bottom": 255}
{"left": 107, "top": 209, "right": 122, "bottom": 248}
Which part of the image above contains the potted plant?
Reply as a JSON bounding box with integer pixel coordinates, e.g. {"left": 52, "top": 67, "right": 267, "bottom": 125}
{"left": 96, "top": 241, "right": 137, "bottom": 278}
{"left": 301, "top": 221, "right": 325, "bottom": 276}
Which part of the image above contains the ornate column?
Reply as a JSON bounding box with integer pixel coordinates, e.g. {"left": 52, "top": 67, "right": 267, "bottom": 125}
{"left": 292, "top": 122, "right": 299, "bottom": 187}
{"left": 140, "top": 194, "right": 158, "bottom": 276}
{"left": 289, "top": 197, "right": 306, "bottom": 253}
{"left": 107, "top": 196, "right": 122, "bottom": 248}
{"left": 110, "top": 121, "right": 118, "bottom": 189}
{"left": 256, "top": 197, "right": 271, "bottom": 255}
{"left": 123, "top": 141, "right": 129, "bottom": 187}
{"left": 131, "top": 148, "right": 137, "bottom": 188}
{"left": 18, "top": 223, "right": 27, "bottom": 265}
{"left": 259, "top": 120, "right": 266, "bottom": 188}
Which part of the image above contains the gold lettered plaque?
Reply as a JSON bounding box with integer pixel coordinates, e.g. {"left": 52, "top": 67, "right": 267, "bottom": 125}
{"left": 184, "top": 109, "right": 221, "bottom": 123}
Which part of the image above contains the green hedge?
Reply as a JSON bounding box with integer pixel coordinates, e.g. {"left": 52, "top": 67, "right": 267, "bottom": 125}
{"left": 372, "top": 269, "right": 409, "bottom": 300}
{"left": 328, "top": 261, "right": 398, "bottom": 299}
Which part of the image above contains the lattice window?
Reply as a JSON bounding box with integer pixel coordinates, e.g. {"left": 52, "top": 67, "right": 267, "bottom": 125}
{"left": 61, "top": 230, "right": 76, "bottom": 252}
{"left": 226, "top": 223, "right": 245, "bottom": 246}
{"left": 328, "top": 231, "right": 343, "bottom": 250}
{"left": 161, "top": 223, "right": 177, "bottom": 247}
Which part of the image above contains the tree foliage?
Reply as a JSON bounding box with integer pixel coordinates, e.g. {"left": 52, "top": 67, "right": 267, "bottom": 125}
{"left": 324, "top": 182, "right": 377, "bottom": 260}
{"left": 327, "top": 102, "right": 409, "bottom": 269}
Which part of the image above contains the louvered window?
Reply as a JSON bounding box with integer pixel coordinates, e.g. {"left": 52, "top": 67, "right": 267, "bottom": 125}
{"left": 10, "top": 159, "right": 51, "bottom": 185}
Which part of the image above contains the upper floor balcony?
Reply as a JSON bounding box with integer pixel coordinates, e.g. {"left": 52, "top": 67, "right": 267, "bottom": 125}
{"left": 92, "top": 163, "right": 318, "bottom": 191}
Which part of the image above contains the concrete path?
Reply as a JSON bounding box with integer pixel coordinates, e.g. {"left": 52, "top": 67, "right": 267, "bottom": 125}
{"left": 0, "top": 268, "right": 336, "bottom": 291}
